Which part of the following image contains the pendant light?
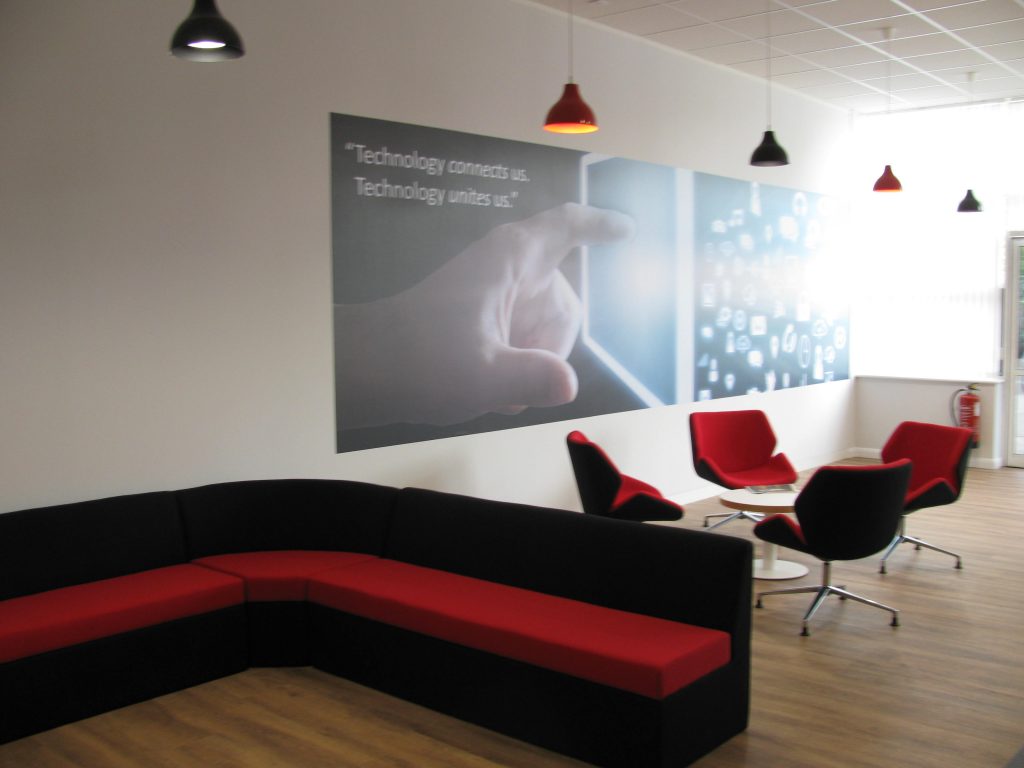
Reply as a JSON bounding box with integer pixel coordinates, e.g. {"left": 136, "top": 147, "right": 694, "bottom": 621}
{"left": 750, "top": 0, "right": 789, "bottom": 166}
{"left": 957, "top": 72, "right": 982, "bottom": 212}
{"left": 872, "top": 28, "right": 901, "bottom": 191}
{"left": 171, "top": 0, "right": 244, "bottom": 62}
{"left": 957, "top": 189, "right": 982, "bottom": 213}
{"left": 544, "top": 0, "right": 598, "bottom": 134}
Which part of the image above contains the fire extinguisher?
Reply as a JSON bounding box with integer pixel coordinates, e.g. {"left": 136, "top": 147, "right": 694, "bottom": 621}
{"left": 951, "top": 383, "right": 981, "bottom": 448}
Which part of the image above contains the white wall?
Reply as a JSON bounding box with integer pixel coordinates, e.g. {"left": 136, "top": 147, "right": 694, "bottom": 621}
{"left": 855, "top": 376, "right": 1002, "bottom": 468}
{"left": 0, "top": 0, "right": 854, "bottom": 514}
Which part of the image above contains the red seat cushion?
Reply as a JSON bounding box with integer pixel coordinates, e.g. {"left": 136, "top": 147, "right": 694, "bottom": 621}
{"left": 309, "top": 559, "right": 730, "bottom": 699}
{"left": 0, "top": 564, "right": 244, "bottom": 663}
{"left": 612, "top": 473, "right": 662, "bottom": 508}
{"left": 703, "top": 453, "right": 797, "bottom": 489}
{"left": 192, "top": 551, "right": 379, "bottom": 601}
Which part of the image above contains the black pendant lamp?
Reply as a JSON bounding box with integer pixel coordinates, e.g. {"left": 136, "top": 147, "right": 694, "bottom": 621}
{"left": 872, "top": 28, "right": 902, "bottom": 192}
{"left": 957, "top": 73, "right": 982, "bottom": 212}
{"left": 750, "top": 0, "right": 788, "bottom": 166}
{"left": 957, "top": 189, "right": 982, "bottom": 213}
{"left": 544, "top": 0, "right": 598, "bottom": 134}
{"left": 171, "top": 0, "right": 244, "bottom": 62}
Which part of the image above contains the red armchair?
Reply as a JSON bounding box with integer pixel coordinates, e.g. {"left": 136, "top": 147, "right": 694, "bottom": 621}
{"left": 878, "top": 421, "right": 973, "bottom": 573}
{"left": 689, "top": 410, "right": 797, "bottom": 529}
{"left": 566, "top": 431, "right": 683, "bottom": 522}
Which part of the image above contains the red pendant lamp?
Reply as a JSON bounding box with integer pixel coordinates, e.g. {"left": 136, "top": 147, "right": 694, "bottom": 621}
{"left": 544, "top": 0, "right": 598, "bottom": 134}
{"left": 873, "top": 165, "right": 902, "bottom": 192}
{"left": 872, "top": 28, "right": 902, "bottom": 192}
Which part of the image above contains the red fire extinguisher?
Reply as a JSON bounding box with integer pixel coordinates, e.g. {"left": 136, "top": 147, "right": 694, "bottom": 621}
{"left": 951, "top": 383, "right": 981, "bottom": 448}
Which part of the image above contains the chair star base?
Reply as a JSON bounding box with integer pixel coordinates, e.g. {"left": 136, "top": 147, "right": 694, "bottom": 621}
{"left": 879, "top": 520, "right": 963, "bottom": 574}
{"left": 703, "top": 509, "right": 765, "bottom": 529}
{"left": 756, "top": 562, "right": 900, "bottom": 636}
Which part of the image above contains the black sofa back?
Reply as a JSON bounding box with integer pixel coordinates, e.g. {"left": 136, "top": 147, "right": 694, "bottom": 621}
{"left": 388, "top": 488, "right": 752, "bottom": 635}
{"left": 0, "top": 491, "right": 186, "bottom": 601}
{"left": 177, "top": 479, "right": 399, "bottom": 559}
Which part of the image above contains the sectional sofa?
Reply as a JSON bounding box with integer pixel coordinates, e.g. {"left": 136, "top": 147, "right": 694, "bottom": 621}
{"left": 0, "top": 478, "right": 752, "bottom": 767}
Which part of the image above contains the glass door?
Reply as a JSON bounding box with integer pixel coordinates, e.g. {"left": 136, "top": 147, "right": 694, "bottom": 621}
{"left": 1007, "top": 235, "right": 1024, "bottom": 467}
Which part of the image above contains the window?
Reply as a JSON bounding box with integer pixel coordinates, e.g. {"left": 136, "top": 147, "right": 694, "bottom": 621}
{"left": 849, "top": 101, "right": 1024, "bottom": 380}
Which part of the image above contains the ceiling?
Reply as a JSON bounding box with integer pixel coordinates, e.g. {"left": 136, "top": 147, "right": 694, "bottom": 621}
{"left": 526, "top": 0, "right": 1024, "bottom": 114}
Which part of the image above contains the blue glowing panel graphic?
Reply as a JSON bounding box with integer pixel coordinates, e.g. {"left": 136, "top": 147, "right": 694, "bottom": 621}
{"left": 692, "top": 173, "right": 849, "bottom": 401}
{"left": 580, "top": 155, "right": 682, "bottom": 406}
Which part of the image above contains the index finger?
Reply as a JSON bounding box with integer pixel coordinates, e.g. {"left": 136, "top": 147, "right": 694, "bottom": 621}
{"left": 511, "top": 202, "right": 635, "bottom": 274}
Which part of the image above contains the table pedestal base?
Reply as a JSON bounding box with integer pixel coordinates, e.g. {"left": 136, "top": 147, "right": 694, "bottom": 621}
{"left": 754, "top": 543, "right": 809, "bottom": 580}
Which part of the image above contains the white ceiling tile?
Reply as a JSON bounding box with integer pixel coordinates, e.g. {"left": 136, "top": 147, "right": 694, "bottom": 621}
{"left": 955, "top": 18, "right": 1024, "bottom": 46}
{"left": 903, "top": 48, "right": 992, "bottom": 69}
{"left": 841, "top": 16, "right": 942, "bottom": 42}
{"left": 891, "top": 83, "right": 966, "bottom": 100}
{"left": 924, "top": 0, "right": 1024, "bottom": 30}
{"left": 578, "top": 0, "right": 664, "bottom": 19}
{"left": 649, "top": 23, "right": 749, "bottom": 49}
{"left": 666, "top": 0, "right": 778, "bottom": 24}
{"left": 773, "top": 68, "right": 851, "bottom": 88}
{"left": 979, "top": 40, "right": 1024, "bottom": 61}
{"left": 771, "top": 27, "right": 856, "bottom": 54}
{"left": 765, "top": 54, "right": 824, "bottom": 75}
{"left": 890, "top": 32, "right": 971, "bottom": 57}
{"left": 882, "top": 72, "right": 961, "bottom": 90}
{"left": 598, "top": 5, "right": 702, "bottom": 35}
{"left": 802, "top": 44, "right": 891, "bottom": 68}
{"left": 895, "top": 0, "right": 988, "bottom": 11}
{"left": 801, "top": 80, "right": 877, "bottom": 98}
{"left": 692, "top": 40, "right": 769, "bottom": 64}
{"left": 965, "top": 61, "right": 1022, "bottom": 79}
{"left": 714, "top": 9, "right": 827, "bottom": 39}
{"left": 729, "top": 56, "right": 820, "bottom": 78}
{"left": 972, "top": 73, "right": 1024, "bottom": 93}
{"left": 834, "top": 60, "right": 913, "bottom": 80}
{"left": 523, "top": 0, "right": 1024, "bottom": 113}
{"left": 829, "top": 92, "right": 891, "bottom": 111}
{"left": 797, "top": 0, "right": 911, "bottom": 27}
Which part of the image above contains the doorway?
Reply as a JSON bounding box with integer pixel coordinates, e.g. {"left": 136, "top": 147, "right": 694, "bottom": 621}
{"left": 1006, "top": 234, "right": 1024, "bottom": 467}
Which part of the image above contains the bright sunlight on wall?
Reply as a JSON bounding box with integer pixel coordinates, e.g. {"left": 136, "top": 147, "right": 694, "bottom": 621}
{"left": 851, "top": 100, "right": 1024, "bottom": 381}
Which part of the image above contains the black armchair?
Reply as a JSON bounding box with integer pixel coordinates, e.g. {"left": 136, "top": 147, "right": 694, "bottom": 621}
{"left": 566, "top": 431, "right": 683, "bottom": 522}
{"left": 753, "top": 460, "right": 912, "bottom": 636}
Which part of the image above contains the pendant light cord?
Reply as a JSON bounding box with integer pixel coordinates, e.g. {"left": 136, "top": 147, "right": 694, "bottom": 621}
{"left": 766, "top": 0, "right": 773, "bottom": 129}
{"left": 884, "top": 27, "right": 892, "bottom": 116}
{"left": 568, "top": 0, "right": 575, "bottom": 83}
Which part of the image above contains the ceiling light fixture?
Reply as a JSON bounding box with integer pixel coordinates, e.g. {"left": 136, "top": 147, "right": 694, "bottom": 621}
{"left": 873, "top": 28, "right": 902, "bottom": 192}
{"left": 957, "top": 189, "right": 982, "bottom": 213}
{"left": 750, "top": 0, "right": 789, "bottom": 167}
{"left": 957, "top": 72, "right": 982, "bottom": 213}
{"left": 544, "top": 0, "right": 598, "bottom": 134}
{"left": 171, "top": 0, "right": 244, "bottom": 62}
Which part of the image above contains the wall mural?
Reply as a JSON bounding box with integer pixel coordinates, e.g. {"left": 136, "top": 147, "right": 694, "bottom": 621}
{"left": 331, "top": 113, "right": 848, "bottom": 453}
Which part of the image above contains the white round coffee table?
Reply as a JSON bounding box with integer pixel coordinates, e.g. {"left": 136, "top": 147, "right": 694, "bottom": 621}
{"left": 718, "top": 488, "right": 809, "bottom": 580}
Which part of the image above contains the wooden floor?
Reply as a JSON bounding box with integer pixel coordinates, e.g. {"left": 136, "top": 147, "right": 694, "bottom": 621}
{"left": 3, "top": 461, "right": 1023, "bottom": 768}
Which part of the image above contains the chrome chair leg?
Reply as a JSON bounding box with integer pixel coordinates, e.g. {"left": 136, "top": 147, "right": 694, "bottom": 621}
{"left": 828, "top": 585, "right": 899, "bottom": 628}
{"left": 880, "top": 517, "right": 963, "bottom": 573}
{"left": 879, "top": 532, "right": 904, "bottom": 574}
{"left": 756, "top": 562, "right": 900, "bottom": 636}
{"left": 704, "top": 509, "right": 765, "bottom": 529}
{"left": 904, "top": 535, "right": 963, "bottom": 569}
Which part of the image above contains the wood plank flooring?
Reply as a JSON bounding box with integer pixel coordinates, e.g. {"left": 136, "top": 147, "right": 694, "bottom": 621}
{"left": 2, "top": 461, "right": 1022, "bottom": 767}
